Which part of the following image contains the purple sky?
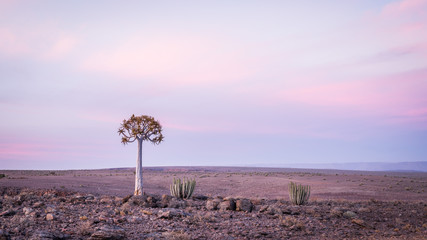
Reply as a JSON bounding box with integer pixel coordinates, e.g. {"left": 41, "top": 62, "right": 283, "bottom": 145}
{"left": 1, "top": 0, "right": 427, "bottom": 170}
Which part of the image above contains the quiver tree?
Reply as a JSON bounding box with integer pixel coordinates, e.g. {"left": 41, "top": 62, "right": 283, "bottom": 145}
{"left": 118, "top": 114, "right": 164, "bottom": 195}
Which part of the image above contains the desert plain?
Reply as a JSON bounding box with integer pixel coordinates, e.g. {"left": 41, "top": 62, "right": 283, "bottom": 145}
{"left": 0, "top": 167, "right": 426, "bottom": 239}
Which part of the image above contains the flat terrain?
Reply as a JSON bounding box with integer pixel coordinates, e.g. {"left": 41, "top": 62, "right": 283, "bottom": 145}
{"left": 0, "top": 167, "right": 426, "bottom": 239}
{"left": 1, "top": 167, "right": 426, "bottom": 201}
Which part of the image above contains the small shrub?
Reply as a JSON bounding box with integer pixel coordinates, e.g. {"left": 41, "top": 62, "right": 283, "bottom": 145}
{"left": 0, "top": 173, "right": 6, "bottom": 179}
{"left": 170, "top": 177, "right": 196, "bottom": 199}
{"left": 288, "top": 181, "right": 311, "bottom": 205}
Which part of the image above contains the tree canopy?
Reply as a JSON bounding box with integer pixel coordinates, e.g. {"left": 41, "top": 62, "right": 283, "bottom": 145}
{"left": 118, "top": 114, "right": 164, "bottom": 145}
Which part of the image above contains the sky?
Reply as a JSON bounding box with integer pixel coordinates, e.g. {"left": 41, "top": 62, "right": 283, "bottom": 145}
{"left": 1, "top": 0, "right": 427, "bottom": 170}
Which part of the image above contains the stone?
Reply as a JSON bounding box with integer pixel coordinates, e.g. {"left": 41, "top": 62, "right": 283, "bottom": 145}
{"left": 45, "top": 206, "right": 56, "bottom": 213}
{"left": 343, "top": 211, "right": 357, "bottom": 219}
{"left": 23, "top": 207, "right": 34, "bottom": 216}
{"left": 330, "top": 207, "right": 344, "bottom": 217}
{"left": 128, "top": 216, "right": 143, "bottom": 223}
{"left": 266, "top": 205, "right": 282, "bottom": 216}
{"left": 121, "top": 195, "right": 132, "bottom": 204}
{"left": 158, "top": 194, "right": 171, "bottom": 208}
{"left": 29, "top": 230, "right": 70, "bottom": 240}
{"left": 282, "top": 206, "right": 300, "bottom": 215}
{"left": 158, "top": 209, "right": 181, "bottom": 219}
{"left": 219, "top": 200, "right": 236, "bottom": 211}
{"left": 129, "top": 196, "right": 146, "bottom": 206}
{"left": 168, "top": 199, "right": 186, "bottom": 209}
{"left": 30, "top": 230, "right": 55, "bottom": 240}
{"left": 0, "top": 229, "right": 10, "bottom": 240}
{"left": 46, "top": 213, "right": 55, "bottom": 221}
{"left": 0, "top": 210, "right": 16, "bottom": 217}
{"left": 100, "top": 197, "right": 113, "bottom": 205}
{"left": 358, "top": 207, "right": 371, "bottom": 213}
{"left": 352, "top": 218, "right": 366, "bottom": 227}
{"left": 193, "top": 195, "right": 208, "bottom": 200}
{"left": 89, "top": 225, "right": 125, "bottom": 240}
{"left": 33, "top": 202, "right": 44, "bottom": 208}
{"left": 206, "top": 199, "right": 221, "bottom": 210}
{"left": 236, "top": 199, "right": 253, "bottom": 212}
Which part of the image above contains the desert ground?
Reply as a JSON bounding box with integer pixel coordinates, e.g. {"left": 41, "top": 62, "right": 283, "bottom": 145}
{"left": 0, "top": 167, "right": 426, "bottom": 239}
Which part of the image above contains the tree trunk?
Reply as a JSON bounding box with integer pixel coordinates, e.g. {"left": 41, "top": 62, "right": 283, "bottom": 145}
{"left": 134, "top": 139, "right": 143, "bottom": 195}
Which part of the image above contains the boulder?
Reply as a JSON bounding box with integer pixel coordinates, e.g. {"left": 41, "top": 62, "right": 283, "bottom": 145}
{"left": 236, "top": 199, "right": 253, "bottom": 212}
{"left": 168, "top": 199, "right": 186, "bottom": 209}
{"left": 158, "top": 209, "right": 182, "bottom": 219}
{"left": 206, "top": 199, "right": 221, "bottom": 210}
{"left": 88, "top": 225, "right": 125, "bottom": 240}
{"left": 30, "top": 230, "right": 70, "bottom": 240}
{"left": 219, "top": 200, "right": 236, "bottom": 211}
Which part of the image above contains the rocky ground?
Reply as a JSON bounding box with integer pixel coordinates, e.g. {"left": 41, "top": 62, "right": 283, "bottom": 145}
{"left": 0, "top": 187, "right": 426, "bottom": 240}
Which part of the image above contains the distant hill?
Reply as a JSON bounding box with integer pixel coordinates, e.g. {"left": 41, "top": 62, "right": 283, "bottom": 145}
{"left": 252, "top": 162, "right": 427, "bottom": 172}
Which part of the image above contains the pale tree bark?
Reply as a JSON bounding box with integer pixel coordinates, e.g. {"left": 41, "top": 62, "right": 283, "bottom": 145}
{"left": 134, "top": 138, "right": 143, "bottom": 195}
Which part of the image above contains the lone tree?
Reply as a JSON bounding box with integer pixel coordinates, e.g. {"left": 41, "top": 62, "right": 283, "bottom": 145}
{"left": 118, "top": 114, "right": 164, "bottom": 195}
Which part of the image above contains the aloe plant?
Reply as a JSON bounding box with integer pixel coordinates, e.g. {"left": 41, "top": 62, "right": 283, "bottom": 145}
{"left": 288, "top": 181, "right": 311, "bottom": 205}
{"left": 170, "top": 177, "right": 196, "bottom": 199}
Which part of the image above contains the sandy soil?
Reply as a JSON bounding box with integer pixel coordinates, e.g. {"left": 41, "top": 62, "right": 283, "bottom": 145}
{"left": 1, "top": 167, "right": 426, "bottom": 201}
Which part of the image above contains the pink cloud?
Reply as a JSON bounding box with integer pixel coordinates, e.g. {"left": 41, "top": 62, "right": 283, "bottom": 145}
{"left": 0, "top": 28, "right": 29, "bottom": 56}
{"left": 381, "top": 0, "right": 427, "bottom": 17}
{"left": 280, "top": 69, "right": 427, "bottom": 127}
{"left": 400, "top": 108, "right": 427, "bottom": 117}
{"left": 81, "top": 35, "right": 255, "bottom": 86}
{"left": 0, "top": 25, "right": 79, "bottom": 60}
{"left": 43, "top": 35, "right": 78, "bottom": 60}
{"left": 0, "top": 143, "right": 54, "bottom": 159}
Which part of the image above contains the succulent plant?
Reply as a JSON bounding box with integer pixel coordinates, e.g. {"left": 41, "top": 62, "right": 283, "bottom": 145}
{"left": 170, "top": 177, "right": 196, "bottom": 199}
{"left": 288, "top": 181, "right": 311, "bottom": 205}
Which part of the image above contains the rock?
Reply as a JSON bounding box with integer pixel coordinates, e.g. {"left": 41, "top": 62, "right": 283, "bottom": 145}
{"left": 282, "top": 206, "right": 300, "bottom": 215}
{"left": 0, "top": 210, "right": 16, "bottom": 217}
{"left": 146, "top": 196, "right": 157, "bottom": 205}
{"left": 30, "top": 230, "right": 56, "bottom": 240}
{"left": 258, "top": 205, "right": 269, "bottom": 213}
{"left": 157, "top": 194, "right": 171, "bottom": 208}
{"left": 236, "top": 198, "right": 252, "bottom": 212}
{"left": 45, "top": 206, "right": 56, "bottom": 213}
{"left": 29, "top": 230, "right": 70, "bottom": 240}
{"left": 162, "top": 231, "right": 191, "bottom": 239}
{"left": 352, "top": 218, "right": 367, "bottom": 227}
{"left": 193, "top": 195, "right": 208, "bottom": 200}
{"left": 100, "top": 197, "right": 113, "bottom": 205}
{"left": 330, "top": 207, "right": 344, "bottom": 217}
{"left": 128, "top": 216, "right": 143, "bottom": 223}
{"left": 33, "top": 202, "right": 44, "bottom": 208}
{"left": 206, "top": 199, "right": 221, "bottom": 210}
{"left": 0, "top": 229, "right": 10, "bottom": 240}
{"left": 46, "top": 213, "right": 55, "bottom": 221}
{"left": 168, "top": 199, "right": 186, "bottom": 209}
{"left": 343, "top": 211, "right": 357, "bottom": 219}
{"left": 88, "top": 225, "right": 125, "bottom": 240}
{"left": 128, "top": 195, "right": 146, "bottom": 206}
{"left": 158, "top": 209, "right": 181, "bottom": 219}
{"left": 23, "top": 207, "right": 34, "bottom": 215}
{"left": 141, "top": 210, "right": 153, "bottom": 215}
{"left": 358, "top": 207, "right": 371, "bottom": 213}
{"left": 219, "top": 200, "right": 236, "bottom": 211}
{"left": 264, "top": 205, "right": 282, "bottom": 215}
{"left": 121, "top": 195, "right": 132, "bottom": 204}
